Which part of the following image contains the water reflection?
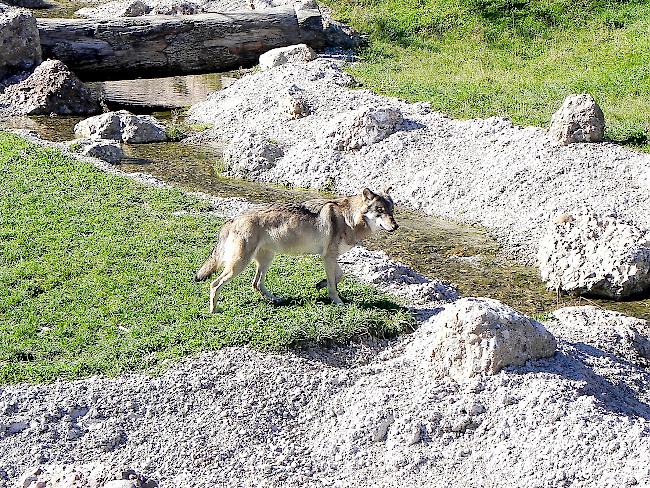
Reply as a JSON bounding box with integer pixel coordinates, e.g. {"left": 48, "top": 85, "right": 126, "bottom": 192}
{"left": 87, "top": 73, "right": 231, "bottom": 112}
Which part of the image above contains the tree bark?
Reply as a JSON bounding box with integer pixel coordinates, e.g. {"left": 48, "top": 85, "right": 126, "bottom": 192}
{"left": 37, "top": 7, "right": 325, "bottom": 80}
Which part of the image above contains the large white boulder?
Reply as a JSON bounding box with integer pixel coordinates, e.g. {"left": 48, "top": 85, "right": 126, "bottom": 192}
{"left": 549, "top": 306, "right": 650, "bottom": 365}
{"left": 0, "top": 4, "right": 41, "bottom": 80}
{"left": 258, "top": 44, "right": 317, "bottom": 70}
{"left": 537, "top": 212, "right": 650, "bottom": 299}
{"left": 0, "top": 60, "right": 100, "bottom": 115}
{"left": 74, "top": 111, "right": 167, "bottom": 143}
{"left": 429, "top": 297, "right": 557, "bottom": 381}
{"left": 326, "top": 106, "right": 403, "bottom": 151}
{"left": 549, "top": 93, "right": 605, "bottom": 145}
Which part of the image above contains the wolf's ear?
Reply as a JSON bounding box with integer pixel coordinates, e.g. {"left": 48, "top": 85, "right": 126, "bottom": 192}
{"left": 362, "top": 188, "right": 376, "bottom": 202}
{"left": 383, "top": 186, "right": 393, "bottom": 196}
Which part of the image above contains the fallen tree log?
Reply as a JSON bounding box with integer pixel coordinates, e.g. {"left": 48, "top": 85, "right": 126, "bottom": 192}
{"left": 37, "top": 7, "right": 325, "bottom": 80}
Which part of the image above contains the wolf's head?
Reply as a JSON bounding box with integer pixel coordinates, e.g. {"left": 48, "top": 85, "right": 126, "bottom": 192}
{"left": 362, "top": 187, "right": 399, "bottom": 232}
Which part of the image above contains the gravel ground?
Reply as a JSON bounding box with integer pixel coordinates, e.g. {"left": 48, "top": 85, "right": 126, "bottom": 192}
{"left": 187, "top": 59, "right": 650, "bottom": 265}
{"left": 2, "top": 302, "right": 650, "bottom": 487}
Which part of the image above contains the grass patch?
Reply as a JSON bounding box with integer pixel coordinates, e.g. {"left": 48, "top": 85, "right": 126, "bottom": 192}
{"left": 325, "top": 0, "right": 650, "bottom": 150}
{"left": 0, "top": 132, "right": 413, "bottom": 384}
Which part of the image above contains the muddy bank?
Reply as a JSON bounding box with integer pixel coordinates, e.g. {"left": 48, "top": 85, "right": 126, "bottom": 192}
{"left": 187, "top": 59, "right": 650, "bottom": 268}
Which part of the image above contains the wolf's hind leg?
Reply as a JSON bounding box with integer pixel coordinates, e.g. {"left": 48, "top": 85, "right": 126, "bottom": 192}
{"left": 323, "top": 257, "right": 344, "bottom": 305}
{"left": 209, "top": 243, "right": 252, "bottom": 313}
{"left": 253, "top": 249, "right": 283, "bottom": 304}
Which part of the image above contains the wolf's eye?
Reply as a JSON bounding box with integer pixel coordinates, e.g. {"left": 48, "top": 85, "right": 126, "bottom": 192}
{"left": 377, "top": 207, "right": 385, "bottom": 213}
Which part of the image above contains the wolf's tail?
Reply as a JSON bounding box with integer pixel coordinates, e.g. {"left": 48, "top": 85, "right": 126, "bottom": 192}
{"left": 195, "top": 222, "right": 231, "bottom": 281}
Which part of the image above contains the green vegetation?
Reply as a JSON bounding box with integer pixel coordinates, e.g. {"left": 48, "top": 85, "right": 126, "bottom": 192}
{"left": 325, "top": 0, "right": 650, "bottom": 149}
{"left": 162, "top": 110, "right": 213, "bottom": 141}
{"left": 0, "top": 132, "right": 412, "bottom": 384}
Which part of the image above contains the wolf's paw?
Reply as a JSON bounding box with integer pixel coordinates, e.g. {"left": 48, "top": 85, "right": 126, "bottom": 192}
{"left": 269, "top": 296, "right": 286, "bottom": 305}
{"left": 331, "top": 297, "right": 345, "bottom": 306}
{"left": 314, "top": 279, "right": 327, "bottom": 290}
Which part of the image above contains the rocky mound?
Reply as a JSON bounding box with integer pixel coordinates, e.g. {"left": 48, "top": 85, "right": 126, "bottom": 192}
{"left": 259, "top": 44, "right": 317, "bottom": 70}
{"left": 187, "top": 59, "right": 650, "bottom": 264}
{"left": 339, "top": 246, "right": 460, "bottom": 306}
{"left": 537, "top": 212, "right": 650, "bottom": 298}
{"left": 0, "top": 60, "right": 100, "bottom": 116}
{"left": 549, "top": 306, "right": 650, "bottom": 366}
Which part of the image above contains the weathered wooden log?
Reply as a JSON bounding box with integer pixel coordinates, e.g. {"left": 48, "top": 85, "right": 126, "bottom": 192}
{"left": 37, "top": 7, "right": 326, "bottom": 80}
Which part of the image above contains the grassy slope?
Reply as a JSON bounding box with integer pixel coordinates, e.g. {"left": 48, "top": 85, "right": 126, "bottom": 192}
{"left": 0, "top": 133, "right": 412, "bottom": 384}
{"left": 326, "top": 0, "right": 650, "bottom": 148}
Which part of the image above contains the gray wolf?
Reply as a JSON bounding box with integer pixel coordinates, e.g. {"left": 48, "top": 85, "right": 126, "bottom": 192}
{"left": 195, "top": 187, "right": 399, "bottom": 313}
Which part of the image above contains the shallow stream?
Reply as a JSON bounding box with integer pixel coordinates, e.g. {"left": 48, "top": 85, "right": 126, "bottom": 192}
{"left": 2, "top": 72, "right": 649, "bottom": 321}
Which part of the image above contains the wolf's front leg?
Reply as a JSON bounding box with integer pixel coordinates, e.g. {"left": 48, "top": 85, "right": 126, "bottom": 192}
{"left": 315, "top": 263, "right": 343, "bottom": 291}
{"left": 324, "top": 257, "right": 344, "bottom": 305}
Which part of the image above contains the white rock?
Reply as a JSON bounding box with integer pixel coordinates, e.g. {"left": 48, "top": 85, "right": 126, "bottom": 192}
{"left": 429, "top": 297, "right": 557, "bottom": 381}
{"left": 278, "top": 84, "right": 310, "bottom": 120}
{"left": 549, "top": 94, "right": 605, "bottom": 145}
{"left": 74, "top": 110, "right": 167, "bottom": 143}
{"left": 537, "top": 212, "right": 650, "bottom": 298}
{"left": 0, "top": 4, "right": 41, "bottom": 80}
{"left": 1, "top": 60, "right": 100, "bottom": 116}
{"left": 73, "top": 139, "right": 125, "bottom": 164}
{"left": 258, "top": 43, "right": 317, "bottom": 70}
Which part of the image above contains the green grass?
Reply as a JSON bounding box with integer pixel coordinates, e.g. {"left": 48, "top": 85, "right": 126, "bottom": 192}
{"left": 0, "top": 133, "right": 413, "bottom": 384}
{"left": 325, "top": 0, "right": 650, "bottom": 149}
